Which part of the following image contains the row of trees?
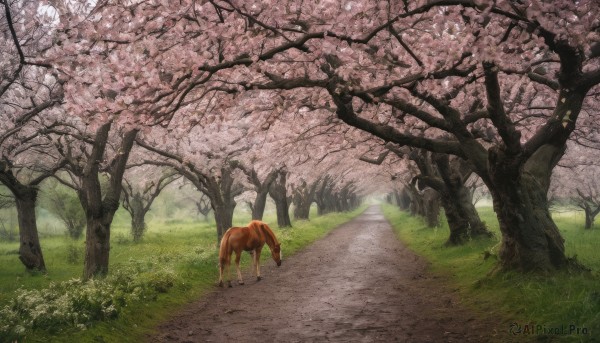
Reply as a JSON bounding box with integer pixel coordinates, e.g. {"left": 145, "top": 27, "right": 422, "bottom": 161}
{"left": 2, "top": 0, "right": 599, "bottom": 277}
{"left": 1, "top": 0, "right": 371, "bottom": 276}
{"left": 0, "top": 115, "right": 369, "bottom": 277}
{"left": 185, "top": 0, "right": 599, "bottom": 273}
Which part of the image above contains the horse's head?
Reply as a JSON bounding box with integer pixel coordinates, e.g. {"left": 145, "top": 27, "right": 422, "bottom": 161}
{"left": 272, "top": 243, "right": 282, "bottom": 267}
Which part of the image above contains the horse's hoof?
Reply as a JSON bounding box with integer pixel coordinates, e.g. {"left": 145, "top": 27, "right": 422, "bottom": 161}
{"left": 218, "top": 281, "right": 223, "bottom": 287}
{"left": 228, "top": 282, "right": 232, "bottom": 288}
{"left": 256, "top": 276, "right": 262, "bottom": 281}
{"left": 238, "top": 281, "right": 245, "bottom": 285}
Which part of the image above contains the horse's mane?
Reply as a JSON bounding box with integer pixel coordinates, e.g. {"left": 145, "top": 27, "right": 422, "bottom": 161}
{"left": 249, "top": 220, "right": 279, "bottom": 247}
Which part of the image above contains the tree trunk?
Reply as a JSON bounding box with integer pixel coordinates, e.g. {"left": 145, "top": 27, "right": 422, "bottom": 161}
{"left": 213, "top": 166, "right": 241, "bottom": 242}
{"left": 315, "top": 176, "right": 334, "bottom": 216}
{"left": 406, "top": 183, "right": 424, "bottom": 217}
{"left": 15, "top": 187, "right": 46, "bottom": 271}
{"left": 462, "top": 193, "right": 491, "bottom": 238}
{"left": 238, "top": 166, "right": 280, "bottom": 221}
{"left": 126, "top": 194, "right": 147, "bottom": 242}
{"left": 439, "top": 180, "right": 492, "bottom": 245}
{"left": 293, "top": 202, "right": 311, "bottom": 220}
{"left": 422, "top": 188, "right": 440, "bottom": 228}
{"left": 293, "top": 192, "right": 312, "bottom": 220}
{"left": 292, "top": 180, "right": 316, "bottom": 220}
{"left": 440, "top": 193, "right": 470, "bottom": 245}
{"left": 269, "top": 172, "right": 291, "bottom": 228}
{"left": 490, "top": 181, "right": 566, "bottom": 271}
{"left": 488, "top": 145, "right": 570, "bottom": 272}
{"left": 0, "top": 167, "right": 49, "bottom": 272}
{"left": 81, "top": 180, "right": 123, "bottom": 280}
{"left": 131, "top": 211, "right": 147, "bottom": 242}
{"left": 316, "top": 199, "right": 327, "bottom": 215}
{"left": 65, "top": 218, "right": 85, "bottom": 240}
{"left": 80, "top": 125, "right": 138, "bottom": 280}
{"left": 213, "top": 200, "right": 236, "bottom": 242}
{"left": 338, "top": 188, "right": 351, "bottom": 211}
{"left": 273, "top": 198, "right": 291, "bottom": 227}
{"left": 398, "top": 188, "right": 411, "bottom": 210}
{"left": 440, "top": 188, "right": 491, "bottom": 245}
{"left": 584, "top": 209, "right": 593, "bottom": 229}
{"left": 409, "top": 152, "right": 493, "bottom": 245}
{"left": 83, "top": 213, "right": 113, "bottom": 278}
{"left": 194, "top": 194, "right": 211, "bottom": 221}
{"left": 252, "top": 189, "right": 268, "bottom": 220}
{"left": 319, "top": 193, "right": 336, "bottom": 215}
{"left": 583, "top": 206, "right": 599, "bottom": 230}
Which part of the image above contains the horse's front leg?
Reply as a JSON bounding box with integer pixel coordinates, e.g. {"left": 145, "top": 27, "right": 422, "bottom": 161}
{"left": 255, "top": 247, "right": 263, "bottom": 281}
{"left": 235, "top": 251, "right": 244, "bottom": 285}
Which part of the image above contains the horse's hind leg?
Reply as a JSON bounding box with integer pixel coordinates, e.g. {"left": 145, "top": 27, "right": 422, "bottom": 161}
{"left": 226, "top": 260, "right": 233, "bottom": 288}
{"left": 235, "top": 251, "right": 244, "bottom": 285}
{"left": 226, "top": 254, "right": 233, "bottom": 288}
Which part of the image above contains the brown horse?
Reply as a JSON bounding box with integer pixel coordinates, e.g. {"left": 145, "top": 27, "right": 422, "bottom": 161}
{"left": 218, "top": 220, "right": 282, "bottom": 287}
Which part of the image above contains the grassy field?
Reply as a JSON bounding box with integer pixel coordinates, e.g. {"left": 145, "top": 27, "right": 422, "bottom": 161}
{"left": 382, "top": 204, "right": 600, "bottom": 343}
{"left": 0, "top": 205, "right": 365, "bottom": 343}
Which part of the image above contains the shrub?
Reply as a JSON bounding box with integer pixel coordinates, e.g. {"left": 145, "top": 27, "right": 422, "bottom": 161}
{"left": 144, "top": 269, "right": 176, "bottom": 293}
{"left": 39, "top": 179, "right": 86, "bottom": 240}
{"left": 0, "top": 263, "right": 178, "bottom": 339}
{"left": 66, "top": 244, "right": 83, "bottom": 264}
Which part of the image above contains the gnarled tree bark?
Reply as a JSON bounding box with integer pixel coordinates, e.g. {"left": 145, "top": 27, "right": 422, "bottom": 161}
{"left": 269, "top": 170, "right": 292, "bottom": 227}
{"left": 61, "top": 122, "right": 139, "bottom": 280}
{"left": 238, "top": 165, "right": 280, "bottom": 220}
{"left": 292, "top": 179, "right": 317, "bottom": 220}
{"left": 0, "top": 160, "right": 65, "bottom": 272}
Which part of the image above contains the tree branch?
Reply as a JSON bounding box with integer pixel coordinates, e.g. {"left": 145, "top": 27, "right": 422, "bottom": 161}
{"left": 330, "top": 91, "right": 464, "bottom": 157}
{"left": 482, "top": 62, "right": 521, "bottom": 154}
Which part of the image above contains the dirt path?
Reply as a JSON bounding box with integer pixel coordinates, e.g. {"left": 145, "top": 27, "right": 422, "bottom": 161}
{"left": 150, "top": 206, "right": 507, "bottom": 342}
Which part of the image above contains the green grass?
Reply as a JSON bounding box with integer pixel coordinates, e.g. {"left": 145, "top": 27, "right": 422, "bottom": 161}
{"left": 0, "top": 205, "right": 366, "bottom": 342}
{"left": 382, "top": 204, "right": 600, "bottom": 343}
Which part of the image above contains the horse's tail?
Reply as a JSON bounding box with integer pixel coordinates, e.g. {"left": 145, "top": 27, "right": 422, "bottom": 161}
{"left": 218, "top": 229, "right": 231, "bottom": 267}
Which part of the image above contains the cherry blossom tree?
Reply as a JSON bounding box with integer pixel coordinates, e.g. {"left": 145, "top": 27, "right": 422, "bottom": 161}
{"left": 122, "top": 166, "right": 180, "bottom": 241}
{"left": 392, "top": 146, "right": 492, "bottom": 245}
{"left": 51, "top": 120, "right": 138, "bottom": 279}
{"left": 268, "top": 169, "right": 292, "bottom": 227}
{"left": 135, "top": 117, "right": 249, "bottom": 242}
{"left": 553, "top": 143, "right": 600, "bottom": 229}
{"left": 0, "top": 136, "right": 63, "bottom": 271}
{"left": 573, "top": 178, "right": 600, "bottom": 230}
{"left": 291, "top": 178, "right": 318, "bottom": 220}
{"left": 237, "top": 160, "right": 283, "bottom": 221}
{"left": 1, "top": 0, "right": 64, "bottom": 271}
{"left": 38, "top": 0, "right": 236, "bottom": 277}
